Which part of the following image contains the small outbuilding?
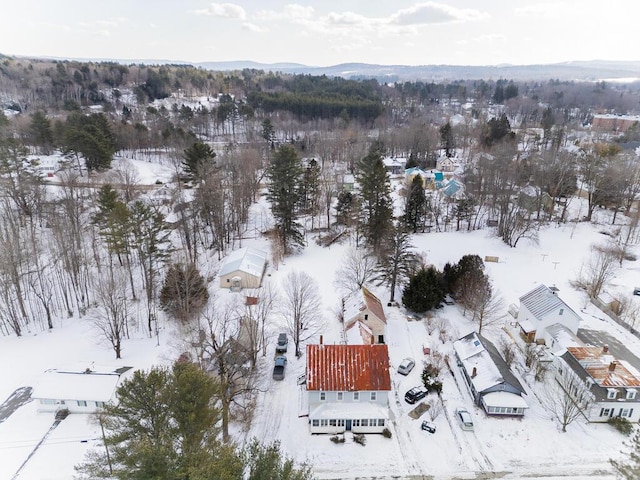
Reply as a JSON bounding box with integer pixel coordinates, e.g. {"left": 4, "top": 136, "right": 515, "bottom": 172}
{"left": 342, "top": 287, "right": 387, "bottom": 344}
{"left": 219, "top": 247, "right": 268, "bottom": 290}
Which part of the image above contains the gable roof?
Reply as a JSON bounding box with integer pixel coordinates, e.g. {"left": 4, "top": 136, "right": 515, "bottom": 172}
{"left": 519, "top": 285, "right": 577, "bottom": 321}
{"left": 563, "top": 347, "right": 640, "bottom": 388}
{"left": 219, "top": 247, "right": 267, "bottom": 278}
{"left": 343, "top": 287, "right": 386, "bottom": 324}
{"left": 453, "top": 332, "right": 525, "bottom": 395}
{"left": 32, "top": 370, "right": 124, "bottom": 402}
{"left": 306, "top": 344, "right": 391, "bottom": 392}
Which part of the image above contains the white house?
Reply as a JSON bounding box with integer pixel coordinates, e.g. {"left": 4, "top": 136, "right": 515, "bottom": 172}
{"left": 305, "top": 343, "right": 391, "bottom": 434}
{"left": 342, "top": 287, "right": 386, "bottom": 345}
{"left": 382, "top": 157, "right": 407, "bottom": 175}
{"left": 558, "top": 346, "right": 640, "bottom": 423}
{"left": 219, "top": 247, "right": 268, "bottom": 290}
{"left": 516, "top": 285, "right": 581, "bottom": 345}
{"left": 32, "top": 366, "right": 131, "bottom": 414}
{"left": 453, "top": 332, "right": 528, "bottom": 416}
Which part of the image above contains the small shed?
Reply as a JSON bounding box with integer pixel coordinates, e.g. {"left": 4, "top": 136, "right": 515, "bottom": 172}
{"left": 219, "top": 247, "right": 268, "bottom": 290}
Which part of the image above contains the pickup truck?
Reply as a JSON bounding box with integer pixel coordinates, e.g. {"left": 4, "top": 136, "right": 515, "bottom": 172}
{"left": 273, "top": 356, "right": 287, "bottom": 380}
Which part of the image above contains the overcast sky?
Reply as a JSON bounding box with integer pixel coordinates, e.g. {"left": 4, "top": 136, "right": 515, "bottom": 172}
{"left": 2, "top": 1, "right": 639, "bottom": 67}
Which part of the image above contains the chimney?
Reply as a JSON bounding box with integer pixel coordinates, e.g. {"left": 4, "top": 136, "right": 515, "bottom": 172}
{"left": 603, "top": 345, "right": 609, "bottom": 354}
{"left": 319, "top": 335, "right": 323, "bottom": 345}
{"left": 472, "top": 367, "right": 477, "bottom": 378}
{"left": 609, "top": 361, "right": 617, "bottom": 372}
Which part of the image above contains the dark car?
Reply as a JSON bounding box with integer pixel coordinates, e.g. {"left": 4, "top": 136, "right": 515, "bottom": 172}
{"left": 421, "top": 420, "right": 436, "bottom": 433}
{"left": 273, "top": 355, "right": 287, "bottom": 380}
{"left": 276, "top": 333, "right": 288, "bottom": 353}
{"left": 404, "top": 386, "right": 428, "bottom": 404}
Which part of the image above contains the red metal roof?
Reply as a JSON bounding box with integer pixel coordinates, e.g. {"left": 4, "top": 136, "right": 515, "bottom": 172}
{"left": 567, "top": 346, "right": 640, "bottom": 388}
{"left": 306, "top": 344, "right": 391, "bottom": 392}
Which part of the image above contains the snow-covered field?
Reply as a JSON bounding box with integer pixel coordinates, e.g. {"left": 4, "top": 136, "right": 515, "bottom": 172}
{"left": 1, "top": 159, "right": 639, "bottom": 479}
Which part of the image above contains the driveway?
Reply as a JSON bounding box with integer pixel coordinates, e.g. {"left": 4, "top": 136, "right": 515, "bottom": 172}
{"left": 0, "top": 387, "right": 33, "bottom": 423}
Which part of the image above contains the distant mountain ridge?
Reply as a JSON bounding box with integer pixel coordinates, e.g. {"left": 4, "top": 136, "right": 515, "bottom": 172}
{"left": 12, "top": 54, "right": 640, "bottom": 82}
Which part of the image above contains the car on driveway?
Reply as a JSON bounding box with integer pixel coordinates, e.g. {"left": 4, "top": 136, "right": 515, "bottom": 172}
{"left": 276, "top": 333, "right": 288, "bottom": 353}
{"left": 273, "top": 356, "right": 287, "bottom": 380}
{"left": 398, "top": 357, "right": 415, "bottom": 375}
{"left": 455, "top": 407, "right": 474, "bottom": 431}
{"left": 421, "top": 420, "right": 436, "bottom": 433}
{"left": 404, "top": 386, "right": 428, "bottom": 404}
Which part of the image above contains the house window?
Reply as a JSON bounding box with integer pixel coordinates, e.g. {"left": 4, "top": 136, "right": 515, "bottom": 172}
{"left": 600, "top": 408, "right": 611, "bottom": 417}
{"left": 320, "top": 392, "right": 326, "bottom": 401}
{"left": 96, "top": 401, "right": 105, "bottom": 408}
{"left": 320, "top": 419, "right": 328, "bottom": 427}
{"left": 607, "top": 389, "right": 618, "bottom": 399}
{"left": 362, "top": 419, "right": 369, "bottom": 427}
{"left": 353, "top": 392, "right": 360, "bottom": 401}
{"left": 226, "top": 278, "right": 230, "bottom": 283}
{"left": 312, "top": 419, "right": 319, "bottom": 427}
{"left": 620, "top": 409, "right": 630, "bottom": 418}
{"left": 329, "top": 419, "right": 337, "bottom": 427}
{"left": 41, "top": 399, "right": 56, "bottom": 405}
{"left": 77, "top": 400, "right": 87, "bottom": 407}
{"left": 626, "top": 389, "right": 637, "bottom": 400}
{"left": 370, "top": 392, "right": 377, "bottom": 401}
{"left": 559, "top": 308, "right": 564, "bottom": 315}
{"left": 337, "top": 392, "right": 343, "bottom": 401}
{"left": 377, "top": 419, "right": 385, "bottom": 427}
{"left": 364, "top": 314, "right": 368, "bottom": 320}
{"left": 337, "top": 419, "right": 345, "bottom": 427}
{"left": 352, "top": 419, "right": 360, "bottom": 427}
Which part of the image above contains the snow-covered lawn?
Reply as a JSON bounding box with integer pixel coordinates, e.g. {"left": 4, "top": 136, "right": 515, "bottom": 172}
{"left": 0, "top": 161, "right": 638, "bottom": 478}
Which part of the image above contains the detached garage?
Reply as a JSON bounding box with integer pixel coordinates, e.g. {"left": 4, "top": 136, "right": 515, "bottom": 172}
{"left": 219, "top": 247, "right": 268, "bottom": 290}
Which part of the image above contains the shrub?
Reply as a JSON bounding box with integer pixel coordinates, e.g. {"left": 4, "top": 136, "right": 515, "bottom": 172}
{"left": 330, "top": 435, "right": 345, "bottom": 444}
{"left": 609, "top": 416, "right": 634, "bottom": 435}
{"left": 382, "top": 428, "right": 392, "bottom": 438}
{"left": 353, "top": 433, "right": 366, "bottom": 446}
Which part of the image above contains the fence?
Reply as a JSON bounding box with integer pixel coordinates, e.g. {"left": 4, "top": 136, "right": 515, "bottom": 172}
{"left": 590, "top": 297, "right": 640, "bottom": 341}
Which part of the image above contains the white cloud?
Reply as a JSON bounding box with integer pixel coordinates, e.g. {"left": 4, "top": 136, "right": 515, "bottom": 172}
{"left": 194, "top": 3, "right": 246, "bottom": 20}
{"left": 391, "top": 2, "right": 488, "bottom": 25}
{"left": 242, "top": 22, "right": 265, "bottom": 33}
{"left": 256, "top": 4, "right": 314, "bottom": 22}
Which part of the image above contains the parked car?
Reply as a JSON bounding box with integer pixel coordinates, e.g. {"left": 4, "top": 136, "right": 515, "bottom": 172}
{"left": 398, "top": 357, "right": 415, "bottom": 376}
{"left": 443, "top": 294, "right": 455, "bottom": 305}
{"left": 455, "top": 407, "right": 474, "bottom": 431}
{"left": 276, "top": 333, "right": 288, "bottom": 353}
{"left": 421, "top": 420, "right": 436, "bottom": 433}
{"left": 404, "top": 386, "right": 428, "bottom": 404}
{"left": 273, "top": 356, "right": 287, "bottom": 380}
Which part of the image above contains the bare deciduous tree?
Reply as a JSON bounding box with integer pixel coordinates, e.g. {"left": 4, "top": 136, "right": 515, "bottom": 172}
{"left": 282, "top": 271, "right": 323, "bottom": 357}
{"left": 426, "top": 397, "right": 444, "bottom": 421}
{"left": 93, "top": 268, "right": 130, "bottom": 359}
{"left": 242, "top": 283, "right": 279, "bottom": 367}
{"left": 542, "top": 363, "right": 593, "bottom": 432}
{"left": 575, "top": 243, "right": 618, "bottom": 299}
{"left": 334, "top": 247, "right": 378, "bottom": 295}
{"left": 457, "top": 273, "right": 505, "bottom": 334}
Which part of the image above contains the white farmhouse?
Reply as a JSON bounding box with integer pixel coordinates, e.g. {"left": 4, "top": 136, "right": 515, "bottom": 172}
{"left": 516, "top": 285, "right": 581, "bottom": 346}
{"left": 32, "top": 366, "right": 131, "bottom": 414}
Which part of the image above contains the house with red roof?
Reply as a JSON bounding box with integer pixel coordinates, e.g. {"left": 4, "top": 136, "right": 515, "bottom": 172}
{"left": 305, "top": 343, "right": 391, "bottom": 434}
{"left": 558, "top": 345, "right": 640, "bottom": 423}
{"left": 342, "top": 287, "right": 387, "bottom": 345}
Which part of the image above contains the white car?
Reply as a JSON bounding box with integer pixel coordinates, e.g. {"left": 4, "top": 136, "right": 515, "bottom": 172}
{"left": 398, "top": 357, "right": 415, "bottom": 375}
{"left": 455, "top": 407, "right": 474, "bottom": 431}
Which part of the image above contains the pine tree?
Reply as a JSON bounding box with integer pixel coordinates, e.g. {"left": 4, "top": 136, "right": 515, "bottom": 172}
{"left": 356, "top": 150, "right": 393, "bottom": 255}
{"left": 183, "top": 141, "right": 216, "bottom": 181}
{"left": 376, "top": 224, "right": 415, "bottom": 303}
{"left": 610, "top": 429, "right": 640, "bottom": 479}
{"left": 160, "top": 263, "right": 209, "bottom": 323}
{"left": 29, "top": 110, "right": 53, "bottom": 154}
{"left": 439, "top": 121, "right": 455, "bottom": 158}
{"left": 266, "top": 144, "right": 304, "bottom": 253}
{"left": 402, "top": 266, "right": 445, "bottom": 313}
{"left": 405, "top": 175, "right": 426, "bottom": 233}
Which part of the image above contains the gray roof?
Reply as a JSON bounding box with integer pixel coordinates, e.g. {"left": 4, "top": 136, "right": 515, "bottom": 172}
{"left": 219, "top": 247, "right": 267, "bottom": 278}
{"left": 519, "top": 285, "right": 572, "bottom": 320}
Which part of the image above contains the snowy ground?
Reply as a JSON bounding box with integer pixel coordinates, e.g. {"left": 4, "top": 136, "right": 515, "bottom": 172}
{"left": 1, "top": 161, "right": 639, "bottom": 478}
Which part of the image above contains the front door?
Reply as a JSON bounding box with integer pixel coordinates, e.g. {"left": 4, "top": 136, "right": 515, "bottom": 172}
{"left": 345, "top": 419, "right": 352, "bottom": 431}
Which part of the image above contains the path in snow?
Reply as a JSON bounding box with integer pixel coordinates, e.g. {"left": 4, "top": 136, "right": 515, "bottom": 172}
{"left": 0, "top": 387, "right": 32, "bottom": 424}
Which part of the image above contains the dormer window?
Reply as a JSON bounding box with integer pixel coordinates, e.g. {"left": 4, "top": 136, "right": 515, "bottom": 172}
{"left": 559, "top": 308, "right": 564, "bottom": 316}
{"left": 607, "top": 388, "right": 617, "bottom": 400}
{"left": 626, "top": 389, "right": 637, "bottom": 400}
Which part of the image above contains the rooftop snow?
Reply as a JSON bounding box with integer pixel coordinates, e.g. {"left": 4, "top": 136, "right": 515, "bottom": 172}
{"left": 219, "top": 247, "right": 267, "bottom": 278}
{"left": 31, "top": 370, "right": 122, "bottom": 402}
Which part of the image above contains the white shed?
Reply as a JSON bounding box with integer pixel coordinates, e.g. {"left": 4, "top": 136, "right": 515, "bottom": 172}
{"left": 219, "top": 247, "right": 268, "bottom": 290}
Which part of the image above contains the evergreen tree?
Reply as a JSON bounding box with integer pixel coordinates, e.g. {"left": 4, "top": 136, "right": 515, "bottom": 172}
{"left": 402, "top": 266, "right": 445, "bottom": 313}
{"left": 266, "top": 144, "right": 304, "bottom": 253}
{"left": 183, "top": 141, "right": 216, "bottom": 181}
{"left": 405, "top": 175, "right": 426, "bottom": 233}
{"left": 335, "top": 190, "right": 357, "bottom": 226}
{"left": 160, "top": 263, "right": 209, "bottom": 323}
{"left": 439, "top": 121, "right": 455, "bottom": 158}
{"left": 356, "top": 150, "right": 393, "bottom": 255}
{"left": 481, "top": 114, "right": 515, "bottom": 148}
{"left": 261, "top": 118, "right": 276, "bottom": 147}
{"left": 245, "top": 440, "right": 314, "bottom": 480}
{"left": 61, "top": 112, "right": 116, "bottom": 171}
{"left": 376, "top": 224, "right": 415, "bottom": 303}
{"left": 610, "top": 429, "right": 640, "bottom": 479}
{"left": 300, "top": 158, "right": 321, "bottom": 225}
{"left": 29, "top": 110, "right": 53, "bottom": 154}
